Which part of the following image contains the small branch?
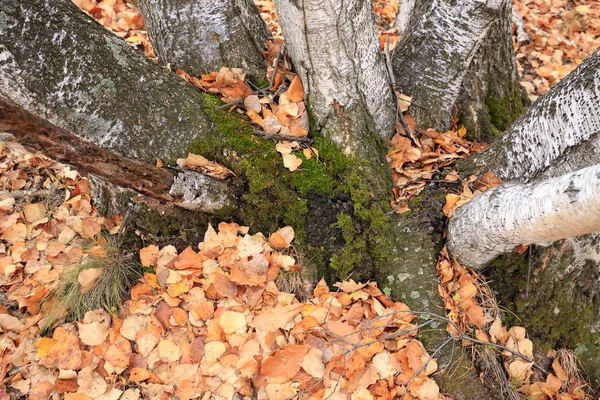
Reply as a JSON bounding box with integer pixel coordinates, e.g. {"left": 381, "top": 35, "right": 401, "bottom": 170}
{"left": 398, "top": 337, "right": 454, "bottom": 399}
{"left": 384, "top": 36, "right": 420, "bottom": 148}
{"left": 268, "top": 42, "right": 286, "bottom": 90}
{"left": 216, "top": 99, "right": 244, "bottom": 110}
{"left": 252, "top": 130, "right": 313, "bottom": 144}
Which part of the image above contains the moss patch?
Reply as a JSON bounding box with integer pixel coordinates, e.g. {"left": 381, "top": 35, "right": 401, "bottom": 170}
{"left": 186, "top": 94, "right": 396, "bottom": 284}
{"left": 485, "top": 82, "right": 526, "bottom": 134}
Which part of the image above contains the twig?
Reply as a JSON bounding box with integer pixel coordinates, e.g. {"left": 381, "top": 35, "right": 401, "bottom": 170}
{"left": 253, "top": 129, "right": 313, "bottom": 144}
{"left": 216, "top": 99, "right": 244, "bottom": 110}
{"left": 526, "top": 245, "right": 533, "bottom": 298}
{"left": 384, "top": 36, "right": 420, "bottom": 148}
{"left": 398, "top": 337, "right": 454, "bottom": 399}
{"left": 116, "top": 202, "right": 137, "bottom": 247}
{"left": 268, "top": 42, "right": 286, "bottom": 90}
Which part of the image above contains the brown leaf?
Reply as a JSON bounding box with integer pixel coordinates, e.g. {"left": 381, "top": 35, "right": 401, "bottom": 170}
{"left": 287, "top": 75, "right": 304, "bottom": 102}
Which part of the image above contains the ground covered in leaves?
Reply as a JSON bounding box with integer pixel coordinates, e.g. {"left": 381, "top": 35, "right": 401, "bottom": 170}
{"left": 0, "top": 0, "right": 598, "bottom": 399}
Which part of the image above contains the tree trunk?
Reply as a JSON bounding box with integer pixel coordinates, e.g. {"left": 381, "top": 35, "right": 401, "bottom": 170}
{"left": 455, "top": 0, "right": 530, "bottom": 143}
{"left": 138, "top": 0, "right": 270, "bottom": 77}
{"left": 273, "top": 0, "right": 396, "bottom": 163}
{"left": 448, "top": 164, "right": 600, "bottom": 268}
{"left": 461, "top": 48, "right": 600, "bottom": 182}
{"left": 392, "top": 0, "right": 509, "bottom": 132}
{"left": 0, "top": 0, "right": 219, "bottom": 166}
{"left": 451, "top": 49, "right": 600, "bottom": 387}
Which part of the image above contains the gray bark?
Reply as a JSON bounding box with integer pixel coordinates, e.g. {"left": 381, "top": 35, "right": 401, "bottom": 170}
{"left": 448, "top": 164, "right": 600, "bottom": 268}
{"left": 394, "top": 0, "right": 416, "bottom": 34}
{"left": 138, "top": 0, "right": 270, "bottom": 77}
{"left": 391, "top": 0, "right": 509, "bottom": 132}
{"left": 461, "top": 48, "right": 600, "bottom": 182}
{"left": 0, "top": 0, "right": 216, "bottom": 164}
{"left": 273, "top": 0, "right": 396, "bottom": 158}
{"left": 455, "top": 0, "right": 529, "bottom": 143}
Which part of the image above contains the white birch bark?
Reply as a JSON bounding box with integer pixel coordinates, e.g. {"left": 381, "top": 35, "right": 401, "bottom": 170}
{"left": 273, "top": 0, "right": 395, "bottom": 156}
{"left": 447, "top": 164, "right": 600, "bottom": 268}
{"left": 465, "top": 48, "right": 600, "bottom": 182}
{"left": 139, "top": 0, "right": 270, "bottom": 77}
{"left": 391, "top": 0, "right": 508, "bottom": 131}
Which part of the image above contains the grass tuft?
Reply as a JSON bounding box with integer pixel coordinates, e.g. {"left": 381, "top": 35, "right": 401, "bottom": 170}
{"left": 42, "top": 235, "right": 142, "bottom": 331}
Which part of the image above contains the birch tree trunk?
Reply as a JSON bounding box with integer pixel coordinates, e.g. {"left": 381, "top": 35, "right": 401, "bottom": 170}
{"left": 138, "top": 0, "right": 271, "bottom": 77}
{"left": 461, "top": 48, "right": 600, "bottom": 181}
{"left": 449, "top": 49, "right": 600, "bottom": 386}
{"left": 394, "top": 0, "right": 417, "bottom": 34}
{"left": 273, "top": 0, "right": 396, "bottom": 162}
{"left": 391, "top": 0, "right": 508, "bottom": 131}
{"left": 447, "top": 164, "right": 600, "bottom": 268}
{"left": 0, "top": 0, "right": 216, "bottom": 165}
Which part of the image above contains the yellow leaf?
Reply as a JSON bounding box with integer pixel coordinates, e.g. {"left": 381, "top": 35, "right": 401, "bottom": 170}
{"left": 220, "top": 311, "right": 247, "bottom": 334}
{"left": 36, "top": 337, "right": 57, "bottom": 358}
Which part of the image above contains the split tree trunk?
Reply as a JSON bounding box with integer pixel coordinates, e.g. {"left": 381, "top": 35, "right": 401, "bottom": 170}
{"left": 450, "top": 49, "right": 600, "bottom": 387}
{"left": 274, "top": 0, "right": 396, "bottom": 162}
{"left": 0, "top": 0, "right": 236, "bottom": 217}
{"left": 392, "top": 0, "right": 509, "bottom": 132}
{"left": 138, "top": 0, "right": 271, "bottom": 77}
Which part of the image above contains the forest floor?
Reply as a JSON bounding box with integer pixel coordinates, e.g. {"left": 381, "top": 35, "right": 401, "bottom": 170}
{"left": 0, "top": 0, "right": 599, "bottom": 399}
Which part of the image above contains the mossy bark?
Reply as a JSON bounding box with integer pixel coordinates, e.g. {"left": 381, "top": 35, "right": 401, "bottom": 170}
{"left": 485, "top": 240, "right": 600, "bottom": 389}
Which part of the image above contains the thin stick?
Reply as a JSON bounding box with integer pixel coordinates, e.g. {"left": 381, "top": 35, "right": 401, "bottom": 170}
{"left": 253, "top": 129, "right": 313, "bottom": 144}
{"left": 398, "top": 337, "right": 454, "bottom": 399}
{"left": 384, "top": 36, "right": 420, "bottom": 148}
{"left": 268, "top": 42, "right": 286, "bottom": 90}
{"left": 526, "top": 245, "right": 533, "bottom": 298}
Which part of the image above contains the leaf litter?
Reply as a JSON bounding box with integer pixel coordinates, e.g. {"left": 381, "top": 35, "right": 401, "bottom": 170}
{"left": 31, "top": 2, "right": 599, "bottom": 399}
{"left": 0, "top": 138, "right": 452, "bottom": 399}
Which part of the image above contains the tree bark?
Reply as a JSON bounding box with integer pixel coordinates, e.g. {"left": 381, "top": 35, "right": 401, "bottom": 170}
{"left": 392, "top": 0, "right": 509, "bottom": 132}
{"left": 455, "top": 0, "right": 529, "bottom": 143}
{"left": 451, "top": 49, "right": 600, "bottom": 388}
{"left": 461, "top": 48, "right": 600, "bottom": 182}
{"left": 274, "top": 0, "right": 396, "bottom": 161}
{"left": 448, "top": 164, "right": 600, "bottom": 268}
{"left": 394, "top": 0, "right": 416, "bottom": 34}
{"left": 0, "top": 0, "right": 216, "bottom": 165}
{"left": 138, "top": 0, "right": 271, "bottom": 77}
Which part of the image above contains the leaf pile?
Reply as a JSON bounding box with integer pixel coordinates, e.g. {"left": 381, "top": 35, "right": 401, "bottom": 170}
{"left": 72, "top": 0, "right": 155, "bottom": 60}
{"left": 513, "top": 0, "right": 600, "bottom": 101}
{"left": 436, "top": 248, "right": 591, "bottom": 399}
{"left": 388, "top": 126, "right": 487, "bottom": 214}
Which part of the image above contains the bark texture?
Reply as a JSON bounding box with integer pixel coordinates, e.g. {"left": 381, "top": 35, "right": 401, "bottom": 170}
{"left": 392, "top": 0, "right": 508, "bottom": 131}
{"left": 462, "top": 48, "right": 600, "bottom": 181}
{"left": 0, "top": 0, "right": 215, "bottom": 164}
{"left": 394, "top": 0, "right": 416, "bottom": 34}
{"left": 274, "top": 0, "right": 396, "bottom": 158}
{"left": 448, "top": 164, "right": 600, "bottom": 268}
{"left": 138, "top": 0, "right": 270, "bottom": 77}
{"left": 455, "top": 0, "right": 529, "bottom": 143}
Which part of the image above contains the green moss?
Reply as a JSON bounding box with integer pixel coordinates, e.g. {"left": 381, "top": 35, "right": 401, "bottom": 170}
{"left": 485, "top": 82, "right": 526, "bottom": 133}
{"left": 186, "top": 94, "right": 396, "bottom": 283}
